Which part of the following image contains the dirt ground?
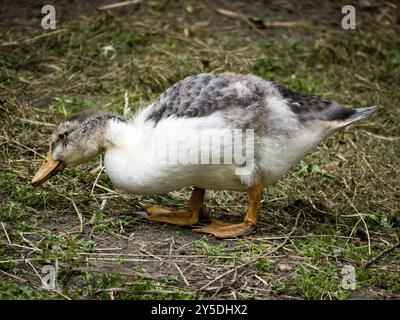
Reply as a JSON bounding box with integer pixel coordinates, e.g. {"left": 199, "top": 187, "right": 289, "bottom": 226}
{"left": 0, "top": 0, "right": 399, "bottom": 299}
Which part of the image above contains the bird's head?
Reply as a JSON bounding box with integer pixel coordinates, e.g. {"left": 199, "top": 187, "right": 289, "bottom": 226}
{"left": 31, "top": 109, "right": 124, "bottom": 186}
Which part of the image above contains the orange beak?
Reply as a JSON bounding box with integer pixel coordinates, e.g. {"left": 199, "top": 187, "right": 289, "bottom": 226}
{"left": 31, "top": 150, "right": 65, "bottom": 186}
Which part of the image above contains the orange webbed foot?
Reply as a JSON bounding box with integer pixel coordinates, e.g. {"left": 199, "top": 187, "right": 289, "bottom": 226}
{"left": 143, "top": 187, "right": 206, "bottom": 226}
{"left": 193, "top": 176, "right": 264, "bottom": 239}
{"left": 193, "top": 219, "right": 256, "bottom": 238}
{"left": 144, "top": 205, "right": 200, "bottom": 226}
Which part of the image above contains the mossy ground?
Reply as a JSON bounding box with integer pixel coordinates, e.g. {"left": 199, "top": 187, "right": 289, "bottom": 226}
{"left": 0, "top": 1, "right": 399, "bottom": 299}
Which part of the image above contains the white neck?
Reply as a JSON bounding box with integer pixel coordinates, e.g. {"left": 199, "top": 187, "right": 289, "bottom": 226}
{"left": 104, "top": 110, "right": 150, "bottom": 151}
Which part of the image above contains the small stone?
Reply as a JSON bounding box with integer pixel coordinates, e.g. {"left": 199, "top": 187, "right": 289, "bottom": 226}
{"left": 278, "top": 263, "right": 293, "bottom": 272}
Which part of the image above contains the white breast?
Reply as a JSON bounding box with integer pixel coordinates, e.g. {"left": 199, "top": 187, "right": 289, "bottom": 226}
{"left": 104, "top": 112, "right": 250, "bottom": 194}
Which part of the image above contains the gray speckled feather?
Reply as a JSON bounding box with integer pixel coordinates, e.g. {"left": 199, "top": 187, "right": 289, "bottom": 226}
{"left": 146, "top": 73, "right": 273, "bottom": 124}
{"left": 274, "top": 84, "right": 356, "bottom": 121}
{"left": 145, "top": 72, "right": 366, "bottom": 131}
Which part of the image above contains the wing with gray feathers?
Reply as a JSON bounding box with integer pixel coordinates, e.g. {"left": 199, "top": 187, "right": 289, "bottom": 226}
{"left": 145, "top": 73, "right": 269, "bottom": 124}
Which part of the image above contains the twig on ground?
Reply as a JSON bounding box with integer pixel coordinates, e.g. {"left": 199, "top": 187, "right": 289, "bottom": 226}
{"left": 364, "top": 241, "right": 400, "bottom": 268}
{"left": 90, "top": 163, "right": 105, "bottom": 195}
{"left": 215, "top": 8, "right": 265, "bottom": 36}
{"left": 10, "top": 139, "right": 46, "bottom": 158}
{"left": 341, "top": 191, "right": 371, "bottom": 255}
{"left": 0, "top": 269, "right": 28, "bottom": 283}
{"left": 139, "top": 249, "right": 163, "bottom": 261}
{"left": 1, "top": 222, "right": 12, "bottom": 244}
{"left": 262, "top": 211, "right": 302, "bottom": 256}
{"left": 98, "top": 0, "right": 141, "bottom": 11}
{"left": 254, "top": 274, "right": 269, "bottom": 286}
{"left": 0, "top": 29, "right": 65, "bottom": 47}
{"left": 173, "top": 262, "right": 190, "bottom": 286}
{"left": 17, "top": 118, "right": 56, "bottom": 127}
{"left": 123, "top": 91, "right": 131, "bottom": 117}
{"left": 69, "top": 197, "right": 84, "bottom": 233}
{"left": 199, "top": 267, "right": 237, "bottom": 291}
{"left": 96, "top": 288, "right": 193, "bottom": 296}
{"left": 362, "top": 130, "right": 399, "bottom": 141}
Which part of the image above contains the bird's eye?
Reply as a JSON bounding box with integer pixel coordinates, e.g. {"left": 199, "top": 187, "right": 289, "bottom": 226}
{"left": 58, "top": 132, "right": 68, "bottom": 140}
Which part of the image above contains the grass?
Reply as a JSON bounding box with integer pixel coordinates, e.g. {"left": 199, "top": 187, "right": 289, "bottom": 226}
{"left": 0, "top": 1, "right": 399, "bottom": 299}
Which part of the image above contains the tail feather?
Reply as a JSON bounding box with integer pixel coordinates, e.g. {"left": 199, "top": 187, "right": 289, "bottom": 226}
{"left": 331, "top": 105, "right": 378, "bottom": 128}
{"left": 344, "top": 106, "right": 378, "bottom": 124}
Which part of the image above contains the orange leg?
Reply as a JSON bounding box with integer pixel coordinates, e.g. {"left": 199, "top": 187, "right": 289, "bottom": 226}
{"left": 145, "top": 188, "right": 205, "bottom": 226}
{"left": 194, "top": 177, "right": 264, "bottom": 238}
